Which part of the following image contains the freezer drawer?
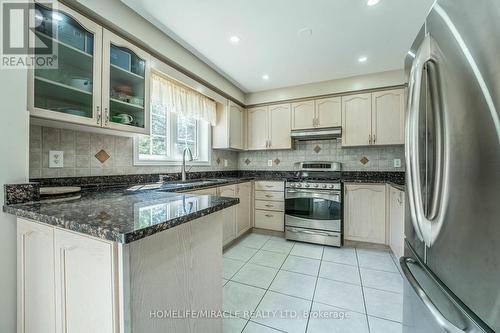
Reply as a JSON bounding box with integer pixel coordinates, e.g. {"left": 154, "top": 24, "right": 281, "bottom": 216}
{"left": 401, "top": 242, "right": 489, "bottom": 333}
{"left": 285, "top": 226, "right": 341, "bottom": 247}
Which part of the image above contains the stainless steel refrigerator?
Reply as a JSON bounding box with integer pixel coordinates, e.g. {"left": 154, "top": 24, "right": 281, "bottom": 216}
{"left": 402, "top": 0, "right": 500, "bottom": 332}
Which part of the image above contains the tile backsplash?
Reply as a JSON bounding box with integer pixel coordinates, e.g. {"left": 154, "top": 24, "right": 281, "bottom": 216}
{"left": 29, "top": 125, "right": 238, "bottom": 178}
{"left": 238, "top": 139, "right": 405, "bottom": 172}
{"left": 30, "top": 126, "right": 404, "bottom": 178}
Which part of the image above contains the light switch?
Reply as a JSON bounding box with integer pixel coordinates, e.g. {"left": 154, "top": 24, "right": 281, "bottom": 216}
{"left": 267, "top": 160, "right": 273, "bottom": 167}
{"left": 49, "top": 151, "right": 64, "bottom": 168}
{"left": 394, "top": 159, "right": 401, "bottom": 168}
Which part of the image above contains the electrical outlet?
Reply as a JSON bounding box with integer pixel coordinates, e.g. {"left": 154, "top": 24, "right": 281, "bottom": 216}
{"left": 49, "top": 151, "right": 64, "bottom": 168}
{"left": 223, "top": 159, "right": 228, "bottom": 167}
{"left": 394, "top": 158, "right": 401, "bottom": 168}
{"left": 267, "top": 160, "right": 273, "bottom": 167}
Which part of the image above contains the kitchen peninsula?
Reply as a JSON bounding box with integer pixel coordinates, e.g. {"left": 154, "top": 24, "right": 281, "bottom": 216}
{"left": 4, "top": 184, "right": 239, "bottom": 332}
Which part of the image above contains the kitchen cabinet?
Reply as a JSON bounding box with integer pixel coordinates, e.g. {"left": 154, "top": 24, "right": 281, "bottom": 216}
{"left": 247, "top": 106, "right": 268, "bottom": 150}
{"left": 247, "top": 104, "right": 291, "bottom": 150}
{"left": 30, "top": 2, "right": 103, "bottom": 127}
{"left": 29, "top": 3, "right": 150, "bottom": 135}
{"left": 291, "top": 97, "right": 341, "bottom": 130}
{"left": 291, "top": 100, "right": 315, "bottom": 129}
{"left": 342, "top": 93, "right": 372, "bottom": 146}
{"left": 218, "top": 185, "right": 237, "bottom": 246}
{"left": 344, "top": 184, "right": 387, "bottom": 244}
{"left": 17, "top": 219, "right": 56, "bottom": 333}
{"left": 102, "top": 30, "right": 150, "bottom": 134}
{"left": 17, "top": 218, "right": 118, "bottom": 333}
{"left": 254, "top": 181, "right": 285, "bottom": 231}
{"left": 212, "top": 101, "right": 246, "bottom": 150}
{"left": 235, "top": 182, "right": 253, "bottom": 237}
{"left": 269, "top": 103, "right": 292, "bottom": 149}
{"left": 315, "top": 97, "right": 342, "bottom": 128}
{"left": 342, "top": 89, "right": 405, "bottom": 147}
{"left": 389, "top": 186, "right": 405, "bottom": 258}
{"left": 54, "top": 229, "right": 117, "bottom": 333}
{"left": 372, "top": 89, "right": 405, "bottom": 145}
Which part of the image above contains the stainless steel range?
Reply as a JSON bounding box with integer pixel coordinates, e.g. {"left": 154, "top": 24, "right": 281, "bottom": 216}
{"left": 285, "top": 161, "right": 342, "bottom": 247}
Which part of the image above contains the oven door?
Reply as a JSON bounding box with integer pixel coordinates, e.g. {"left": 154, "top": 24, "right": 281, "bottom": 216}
{"left": 285, "top": 188, "right": 341, "bottom": 232}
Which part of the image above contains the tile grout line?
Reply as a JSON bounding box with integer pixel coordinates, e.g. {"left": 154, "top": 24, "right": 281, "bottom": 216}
{"left": 237, "top": 236, "right": 296, "bottom": 332}
{"left": 355, "top": 247, "right": 372, "bottom": 333}
{"left": 304, "top": 245, "right": 324, "bottom": 333}
{"left": 240, "top": 238, "right": 299, "bottom": 333}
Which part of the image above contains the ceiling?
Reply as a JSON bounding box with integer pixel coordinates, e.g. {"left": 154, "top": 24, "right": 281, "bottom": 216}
{"left": 122, "top": 0, "right": 435, "bottom": 93}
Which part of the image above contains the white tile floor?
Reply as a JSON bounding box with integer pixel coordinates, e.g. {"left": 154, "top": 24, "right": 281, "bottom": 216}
{"left": 223, "top": 233, "right": 404, "bottom": 333}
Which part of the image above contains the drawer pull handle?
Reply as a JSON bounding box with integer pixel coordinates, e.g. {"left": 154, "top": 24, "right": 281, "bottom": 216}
{"left": 265, "top": 214, "right": 274, "bottom": 218}
{"left": 265, "top": 205, "right": 274, "bottom": 207}
{"left": 265, "top": 185, "right": 273, "bottom": 188}
{"left": 265, "top": 195, "right": 273, "bottom": 198}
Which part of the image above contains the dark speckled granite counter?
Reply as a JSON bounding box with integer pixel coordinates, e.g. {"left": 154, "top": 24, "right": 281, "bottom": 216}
{"left": 4, "top": 188, "right": 238, "bottom": 243}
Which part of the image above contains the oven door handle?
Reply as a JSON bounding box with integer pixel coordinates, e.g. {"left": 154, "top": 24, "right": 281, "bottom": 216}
{"left": 286, "top": 191, "right": 340, "bottom": 202}
{"left": 287, "top": 227, "right": 339, "bottom": 238}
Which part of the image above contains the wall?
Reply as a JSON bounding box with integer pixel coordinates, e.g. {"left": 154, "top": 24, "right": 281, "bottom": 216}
{"left": 245, "top": 69, "right": 406, "bottom": 105}
{"left": 0, "top": 60, "right": 29, "bottom": 331}
{"left": 64, "top": 0, "right": 245, "bottom": 104}
{"left": 29, "top": 125, "right": 238, "bottom": 178}
{"left": 238, "top": 139, "right": 405, "bottom": 172}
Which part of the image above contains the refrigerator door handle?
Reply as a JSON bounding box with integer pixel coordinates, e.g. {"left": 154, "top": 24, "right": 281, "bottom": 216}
{"left": 408, "top": 34, "right": 449, "bottom": 247}
{"left": 405, "top": 36, "right": 430, "bottom": 243}
{"left": 400, "top": 257, "right": 478, "bottom": 333}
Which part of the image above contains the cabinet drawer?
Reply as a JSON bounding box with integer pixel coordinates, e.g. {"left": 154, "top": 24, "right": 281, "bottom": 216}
{"left": 255, "top": 200, "right": 284, "bottom": 212}
{"left": 254, "top": 210, "right": 284, "bottom": 231}
{"left": 254, "top": 181, "right": 284, "bottom": 192}
{"left": 255, "top": 190, "right": 284, "bottom": 201}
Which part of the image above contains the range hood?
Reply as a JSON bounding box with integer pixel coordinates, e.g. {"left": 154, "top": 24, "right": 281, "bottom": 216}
{"left": 290, "top": 127, "right": 342, "bottom": 140}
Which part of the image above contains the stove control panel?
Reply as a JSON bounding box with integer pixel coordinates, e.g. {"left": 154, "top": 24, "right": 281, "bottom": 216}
{"left": 286, "top": 182, "right": 341, "bottom": 190}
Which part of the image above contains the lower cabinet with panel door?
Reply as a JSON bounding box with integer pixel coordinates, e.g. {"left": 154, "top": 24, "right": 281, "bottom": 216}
{"left": 344, "top": 183, "right": 387, "bottom": 244}
{"left": 17, "top": 218, "right": 118, "bottom": 333}
{"left": 16, "top": 210, "right": 226, "bottom": 332}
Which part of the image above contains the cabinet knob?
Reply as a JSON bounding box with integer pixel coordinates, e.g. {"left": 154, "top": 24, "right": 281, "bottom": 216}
{"left": 373, "top": 134, "right": 376, "bottom": 144}
{"left": 96, "top": 106, "right": 101, "bottom": 124}
{"left": 369, "top": 134, "right": 372, "bottom": 144}
{"left": 104, "top": 108, "right": 109, "bottom": 126}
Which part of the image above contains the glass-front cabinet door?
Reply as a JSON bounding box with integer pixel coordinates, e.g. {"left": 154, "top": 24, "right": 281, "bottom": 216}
{"left": 102, "top": 30, "right": 150, "bottom": 134}
{"left": 30, "top": 2, "right": 102, "bottom": 126}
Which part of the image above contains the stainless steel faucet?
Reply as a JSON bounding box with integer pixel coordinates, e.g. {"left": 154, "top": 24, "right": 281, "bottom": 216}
{"left": 181, "top": 147, "right": 193, "bottom": 181}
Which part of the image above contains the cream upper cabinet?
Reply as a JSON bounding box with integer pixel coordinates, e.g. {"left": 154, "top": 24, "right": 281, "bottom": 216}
{"left": 102, "top": 30, "right": 151, "bottom": 135}
{"left": 247, "top": 106, "right": 269, "bottom": 150}
{"left": 342, "top": 93, "right": 372, "bottom": 146}
{"left": 372, "top": 89, "right": 405, "bottom": 145}
{"left": 316, "top": 97, "right": 341, "bottom": 128}
{"left": 17, "top": 219, "right": 56, "bottom": 333}
{"left": 54, "top": 229, "right": 117, "bottom": 333}
{"left": 30, "top": 3, "right": 151, "bottom": 135}
{"left": 269, "top": 103, "right": 292, "bottom": 149}
{"left": 344, "top": 184, "right": 387, "bottom": 244}
{"left": 29, "top": 2, "right": 103, "bottom": 127}
{"left": 229, "top": 102, "right": 245, "bottom": 149}
{"left": 212, "top": 101, "right": 246, "bottom": 150}
{"left": 291, "top": 100, "right": 315, "bottom": 130}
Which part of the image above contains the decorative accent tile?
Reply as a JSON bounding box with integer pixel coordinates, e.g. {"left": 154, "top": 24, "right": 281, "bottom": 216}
{"left": 313, "top": 145, "right": 321, "bottom": 154}
{"left": 360, "top": 156, "right": 369, "bottom": 165}
{"left": 216, "top": 157, "right": 221, "bottom": 165}
{"left": 95, "top": 149, "right": 110, "bottom": 163}
{"left": 245, "top": 159, "right": 251, "bottom": 165}
{"left": 274, "top": 158, "right": 280, "bottom": 165}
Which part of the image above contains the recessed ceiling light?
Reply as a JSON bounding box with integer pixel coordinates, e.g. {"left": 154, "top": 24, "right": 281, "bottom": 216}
{"left": 262, "top": 74, "right": 270, "bottom": 80}
{"left": 358, "top": 56, "right": 368, "bottom": 63}
{"left": 229, "top": 36, "right": 240, "bottom": 44}
{"left": 297, "top": 28, "right": 313, "bottom": 38}
{"left": 367, "top": 0, "right": 380, "bottom": 6}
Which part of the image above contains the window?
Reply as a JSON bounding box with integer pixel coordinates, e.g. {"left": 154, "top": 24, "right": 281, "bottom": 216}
{"left": 135, "top": 72, "right": 214, "bottom": 165}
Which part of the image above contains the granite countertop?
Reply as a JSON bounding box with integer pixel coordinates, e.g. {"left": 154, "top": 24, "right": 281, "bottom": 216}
{"left": 4, "top": 188, "right": 239, "bottom": 243}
